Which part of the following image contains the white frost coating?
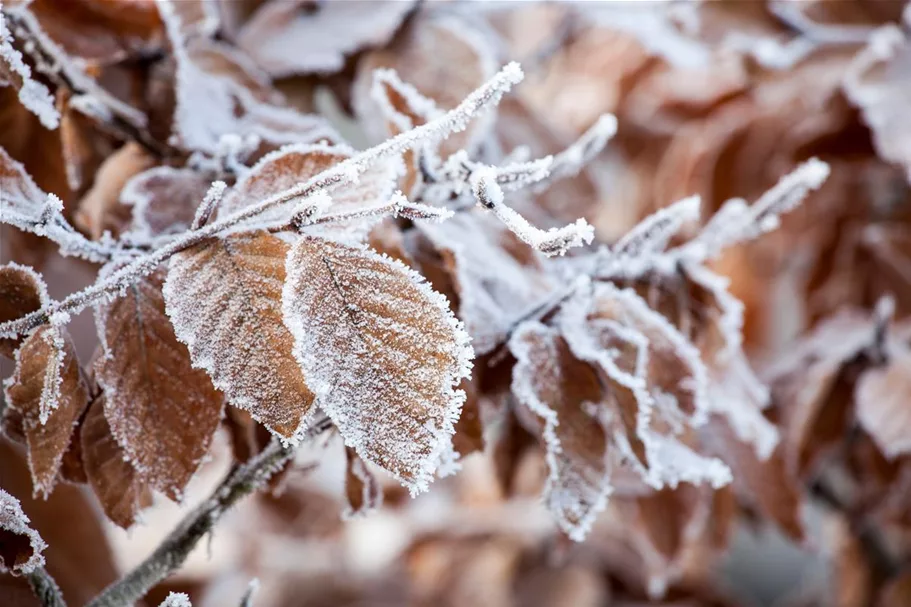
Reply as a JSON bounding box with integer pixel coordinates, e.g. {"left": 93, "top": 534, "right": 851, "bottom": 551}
{"left": 508, "top": 321, "right": 613, "bottom": 542}
{"left": 544, "top": 114, "right": 618, "bottom": 185}
{"left": 239, "top": 0, "right": 416, "bottom": 76}
{"left": 637, "top": 432, "right": 732, "bottom": 489}
{"left": 3, "top": 4, "right": 146, "bottom": 128}
{"left": 0, "top": 12, "right": 58, "bottom": 128}
{"left": 470, "top": 167, "right": 594, "bottom": 257}
{"left": 683, "top": 159, "right": 831, "bottom": 262}
{"left": 157, "top": 0, "right": 339, "bottom": 154}
{"left": 191, "top": 181, "right": 228, "bottom": 230}
{"left": 282, "top": 237, "right": 474, "bottom": 495}
{"left": 0, "top": 488, "right": 47, "bottom": 575}
{"left": 159, "top": 592, "right": 192, "bottom": 607}
{"left": 370, "top": 67, "right": 444, "bottom": 133}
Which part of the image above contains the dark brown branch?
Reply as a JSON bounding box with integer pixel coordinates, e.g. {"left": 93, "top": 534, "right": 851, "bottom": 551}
{"left": 26, "top": 566, "right": 67, "bottom": 607}
{"left": 85, "top": 419, "right": 331, "bottom": 607}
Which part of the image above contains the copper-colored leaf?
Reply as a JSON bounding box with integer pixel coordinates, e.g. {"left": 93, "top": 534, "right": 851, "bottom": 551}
{"left": 2, "top": 326, "right": 89, "bottom": 498}
{"left": 0, "top": 263, "right": 48, "bottom": 359}
{"left": 121, "top": 166, "right": 212, "bottom": 238}
{"left": 94, "top": 268, "right": 224, "bottom": 500}
{"left": 855, "top": 346, "right": 911, "bottom": 459}
{"left": 508, "top": 321, "right": 610, "bottom": 540}
{"left": 343, "top": 446, "right": 383, "bottom": 520}
{"left": 81, "top": 394, "right": 151, "bottom": 529}
{"left": 73, "top": 142, "right": 155, "bottom": 239}
{"left": 0, "top": 488, "right": 46, "bottom": 575}
{"left": 282, "top": 236, "right": 473, "bottom": 494}
{"left": 163, "top": 231, "right": 316, "bottom": 440}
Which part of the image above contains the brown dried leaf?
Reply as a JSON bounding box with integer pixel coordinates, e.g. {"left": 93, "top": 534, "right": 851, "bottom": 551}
{"left": 0, "top": 263, "right": 48, "bottom": 359}
{"left": 81, "top": 394, "right": 151, "bottom": 529}
{"left": 163, "top": 231, "right": 316, "bottom": 440}
{"left": 0, "top": 488, "right": 46, "bottom": 576}
{"left": 879, "top": 570, "right": 911, "bottom": 607}
{"left": 343, "top": 446, "right": 383, "bottom": 519}
{"left": 855, "top": 346, "right": 911, "bottom": 459}
{"left": 282, "top": 236, "right": 472, "bottom": 493}
{"left": 73, "top": 142, "right": 155, "bottom": 239}
{"left": 94, "top": 268, "right": 224, "bottom": 501}
{"left": 238, "top": 0, "right": 415, "bottom": 77}
{"left": 2, "top": 326, "right": 89, "bottom": 498}
{"left": 508, "top": 321, "right": 610, "bottom": 540}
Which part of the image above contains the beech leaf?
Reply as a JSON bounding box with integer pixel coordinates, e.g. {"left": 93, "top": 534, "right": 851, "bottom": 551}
{"left": 0, "top": 488, "right": 47, "bottom": 575}
{"left": 0, "top": 262, "right": 48, "bottom": 359}
{"left": 855, "top": 346, "right": 911, "bottom": 459}
{"left": 81, "top": 394, "right": 151, "bottom": 529}
{"left": 163, "top": 231, "right": 316, "bottom": 441}
{"left": 282, "top": 236, "right": 473, "bottom": 494}
{"left": 94, "top": 268, "right": 224, "bottom": 501}
{"left": 2, "top": 325, "right": 89, "bottom": 498}
{"left": 508, "top": 321, "right": 612, "bottom": 541}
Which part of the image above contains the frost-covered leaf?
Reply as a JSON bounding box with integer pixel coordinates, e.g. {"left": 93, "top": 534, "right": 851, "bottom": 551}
{"left": 164, "top": 231, "right": 316, "bottom": 440}
{"left": 343, "top": 446, "right": 383, "bottom": 520}
{"left": 0, "top": 11, "right": 60, "bottom": 129}
{"left": 73, "top": 142, "right": 155, "bottom": 240}
{"left": 94, "top": 268, "right": 224, "bottom": 501}
{"left": 81, "top": 394, "right": 151, "bottom": 529}
{"left": 766, "top": 309, "right": 879, "bottom": 476}
{"left": 219, "top": 142, "right": 399, "bottom": 238}
{"left": 855, "top": 345, "right": 911, "bottom": 459}
{"left": 158, "top": 0, "right": 338, "bottom": 154}
{"left": 238, "top": 0, "right": 416, "bottom": 77}
{"left": 121, "top": 165, "right": 212, "bottom": 239}
{"left": 843, "top": 26, "right": 911, "bottom": 183}
{"left": 282, "top": 236, "right": 472, "bottom": 494}
{"left": 420, "top": 211, "right": 555, "bottom": 355}
{"left": 0, "top": 262, "right": 48, "bottom": 359}
{"left": 0, "top": 488, "right": 47, "bottom": 575}
{"left": 159, "top": 592, "right": 192, "bottom": 607}
{"left": 2, "top": 325, "right": 89, "bottom": 498}
{"left": 355, "top": 12, "right": 497, "bottom": 158}
{"left": 509, "top": 321, "right": 612, "bottom": 541}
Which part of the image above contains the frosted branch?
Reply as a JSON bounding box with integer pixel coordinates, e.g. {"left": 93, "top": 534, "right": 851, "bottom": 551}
{"left": 191, "top": 181, "right": 228, "bottom": 230}
{"left": 85, "top": 420, "right": 333, "bottom": 607}
{"left": 0, "top": 11, "right": 59, "bottom": 129}
{"left": 543, "top": 113, "right": 617, "bottom": 185}
{"left": 470, "top": 167, "right": 594, "bottom": 256}
{"left": 0, "top": 63, "right": 525, "bottom": 338}
{"left": 26, "top": 567, "right": 66, "bottom": 607}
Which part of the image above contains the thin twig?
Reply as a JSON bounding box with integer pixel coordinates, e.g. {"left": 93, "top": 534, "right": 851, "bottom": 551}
{"left": 85, "top": 438, "right": 298, "bottom": 607}
{"left": 26, "top": 566, "right": 67, "bottom": 607}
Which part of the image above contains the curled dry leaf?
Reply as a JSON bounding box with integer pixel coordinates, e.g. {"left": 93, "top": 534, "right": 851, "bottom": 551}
{"left": 343, "top": 446, "right": 383, "bottom": 520}
{"left": 73, "top": 142, "right": 156, "bottom": 240}
{"left": 0, "top": 262, "right": 48, "bottom": 359}
{"left": 94, "top": 267, "right": 224, "bottom": 501}
{"left": 0, "top": 488, "right": 47, "bottom": 575}
{"left": 855, "top": 345, "right": 911, "bottom": 459}
{"left": 81, "top": 394, "right": 151, "bottom": 529}
{"left": 164, "top": 231, "right": 316, "bottom": 441}
{"left": 238, "top": 0, "right": 416, "bottom": 77}
{"left": 2, "top": 325, "right": 89, "bottom": 498}
{"left": 282, "top": 236, "right": 473, "bottom": 494}
{"left": 508, "top": 321, "right": 611, "bottom": 541}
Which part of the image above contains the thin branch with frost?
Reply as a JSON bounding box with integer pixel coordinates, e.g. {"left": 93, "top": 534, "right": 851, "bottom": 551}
{"left": 190, "top": 181, "right": 228, "bottom": 230}
{"left": 542, "top": 113, "right": 617, "bottom": 185}
{"left": 0, "top": 63, "right": 525, "bottom": 339}
{"left": 84, "top": 418, "right": 331, "bottom": 607}
{"left": 26, "top": 567, "right": 66, "bottom": 607}
{"left": 470, "top": 167, "right": 594, "bottom": 256}
{"left": 0, "top": 10, "right": 59, "bottom": 129}
{"left": 239, "top": 579, "right": 259, "bottom": 607}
